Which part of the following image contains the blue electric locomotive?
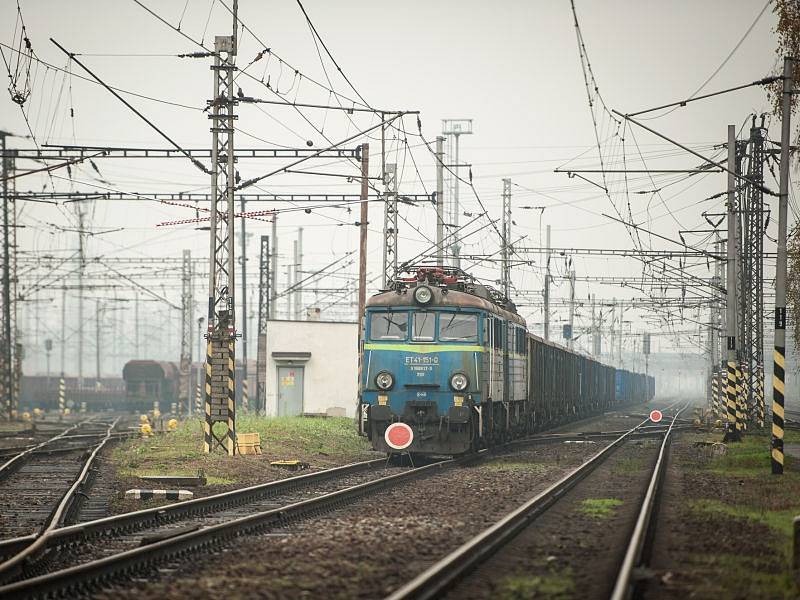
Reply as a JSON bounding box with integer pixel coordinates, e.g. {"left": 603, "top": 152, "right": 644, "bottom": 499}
{"left": 359, "top": 266, "right": 655, "bottom": 456}
{"left": 360, "top": 267, "right": 526, "bottom": 454}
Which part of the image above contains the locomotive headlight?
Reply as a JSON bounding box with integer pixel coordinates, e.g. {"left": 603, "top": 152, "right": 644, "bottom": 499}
{"left": 375, "top": 371, "right": 395, "bottom": 391}
{"left": 413, "top": 285, "right": 433, "bottom": 306}
{"left": 450, "top": 372, "right": 469, "bottom": 392}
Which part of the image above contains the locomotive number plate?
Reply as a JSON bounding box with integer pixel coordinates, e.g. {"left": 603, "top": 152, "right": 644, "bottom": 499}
{"left": 404, "top": 355, "right": 439, "bottom": 381}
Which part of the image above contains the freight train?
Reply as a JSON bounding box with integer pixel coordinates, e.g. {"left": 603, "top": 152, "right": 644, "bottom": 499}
{"left": 358, "top": 266, "right": 654, "bottom": 455}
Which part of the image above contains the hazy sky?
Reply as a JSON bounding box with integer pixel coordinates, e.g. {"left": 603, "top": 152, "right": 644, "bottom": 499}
{"left": 0, "top": 0, "right": 784, "bottom": 376}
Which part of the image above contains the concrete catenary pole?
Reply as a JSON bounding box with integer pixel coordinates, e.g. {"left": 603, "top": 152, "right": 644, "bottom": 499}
{"left": 724, "top": 124, "right": 741, "bottom": 443}
{"left": 357, "top": 143, "right": 370, "bottom": 435}
{"left": 270, "top": 215, "right": 278, "bottom": 319}
{"left": 591, "top": 294, "right": 596, "bottom": 356}
{"left": 357, "top": 144, "right": 370, "bottom": 321}
{"left": 291, "top": 240, "right": 298, "bottom": 319}
{"left": 772, "top": 57, "right": 793, "bottom": 473}
{"left": 295, "top": 228, "right": 303, "bottom": 319}
{"left": 544, "top": 225, "right": 551, "bottom": 341}
{"left": 239, "top": 196, "right": 247, "bottom": 409}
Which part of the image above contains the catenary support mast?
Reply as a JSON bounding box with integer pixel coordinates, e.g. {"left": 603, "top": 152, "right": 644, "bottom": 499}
{"left": 724, "top": 124, "right": 741, "bottom": 443}
{"left": 256, "top": 235, "right": 269, "bottom": 415}
{"left": 204, "top": 6, "right": 238, "bottom": 455}
{"left": 180, "top": 249, "right": 193, "bottom": 414}
{"left": 772, "top": 57, "right": 792, "bottom": 473}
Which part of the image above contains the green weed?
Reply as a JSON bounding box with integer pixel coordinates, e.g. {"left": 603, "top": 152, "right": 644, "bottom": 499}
{"left": 578, "top": 498, "right": 622, "bottom": 518}
{"left": 498, "top": 570, "right": 574, "bottom": 600}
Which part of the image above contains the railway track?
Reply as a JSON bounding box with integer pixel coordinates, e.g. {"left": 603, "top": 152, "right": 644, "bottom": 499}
{"left": 0, "top": 419, "right": 121, "bottom": 540}
{"left": 0, "top": 451, "right": 484, "bottom": 598}
{"left": 0, "top": 400, "right": 679, "bottom": 598}
{"left": 385, "top": 403, "right": 688, "bottom": 600}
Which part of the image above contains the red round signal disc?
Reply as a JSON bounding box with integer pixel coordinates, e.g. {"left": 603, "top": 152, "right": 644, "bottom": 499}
{"left": 384, "top": 422, "right": 414, "bottom": 450}
{"left": 649, "top": 409, "right": 663, "bottom": 423}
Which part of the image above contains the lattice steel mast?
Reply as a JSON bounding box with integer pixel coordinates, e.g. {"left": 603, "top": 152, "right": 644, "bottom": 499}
{"left": 501, "top": 178, "right": 511, "bottom": 300}
{"left": 382, "top": 163, "right": 398, "bottom": 288}
{"left": 736, "top": 116, "right": 766, "bottom": 420}
{"left": 0, "top": 133, "right": 14, "bottom": 419}
{"left": 180, "top": 249, "right": 193, "bottom": 414}
{"left": 204, "top": 4, "right": 238, "bottom": 455}
{"left": 256, "top": 235, "right": 270, "bottom": 414}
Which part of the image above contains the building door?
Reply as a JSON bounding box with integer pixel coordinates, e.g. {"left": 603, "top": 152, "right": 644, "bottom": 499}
{"left": 277, "top": 366, "right": 304, "bottom": 416}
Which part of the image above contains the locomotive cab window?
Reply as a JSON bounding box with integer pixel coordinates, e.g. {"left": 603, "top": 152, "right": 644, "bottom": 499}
{"left": 370, "top": 311, "right": 408, "bottom": 340}
{"left": 493, "top": 318, "right": 503, "bottom": 349}
{"left": 412, "top": 311, "right": 436, "bottom": 341}
{"left": 439, "top": 313, "right": 478, "bottom": 342}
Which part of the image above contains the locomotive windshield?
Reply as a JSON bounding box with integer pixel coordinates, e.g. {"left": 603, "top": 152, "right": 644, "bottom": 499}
{"left": 439, "top": 313, "right": 478, "bottom": 342}
{"left": 412, "top": 312, "right": 435, "bottom": 341}
{"left": 370, "top": 311, "right": 408, "bottom": 340}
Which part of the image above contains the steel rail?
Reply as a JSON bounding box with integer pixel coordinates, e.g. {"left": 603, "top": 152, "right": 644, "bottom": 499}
{"left": 0, "top": 454, "right": 479, "bottom": 598}
{"left": 0, "top": 455, "right": 389, "bottom": 567}
{"left": 0, "top": 419, "right": 120, "bottom": 580}
{"left": 0, "top": 400, "right": 655, "bottom": 563}
{"left": 385, "top": 404, "right": 689, "bottom": 600}
{"left": 0, "top": 419, "right": 98, "bottom": 481}
{"left": 608, "top": 407, "right": 686, "bottom": 600}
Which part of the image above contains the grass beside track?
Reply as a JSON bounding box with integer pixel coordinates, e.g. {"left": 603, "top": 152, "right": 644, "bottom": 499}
{"left": 112, "top": 416, "right": 377, "bottom": 487}
{"left": 677, "top": 429, "right": 800, "bottom": 599}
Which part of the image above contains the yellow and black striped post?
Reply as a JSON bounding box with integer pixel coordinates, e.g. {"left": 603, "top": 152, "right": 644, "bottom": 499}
{"left": 718, "top": 368, "right": 726, "bottom": 420}
{"left": 771, "top": 56, "right": 792, "bottom": 475}
{"left": 711, "top": 372, "right": 719, "bottom": 417}
{"left": 227, "top": 338, "right": 236, "bottom": 456}
{"left": 735, "top": 365, "right": 745, "bottom": 432}
{"left": 724, "top": 361, "right": 741, "bottom": 442}
{"left": 241, "top": 378, "right": 249, "bottom": 415}
{"left": 58, "top": 377, "right": 65, "bottom": 417}
{"left": 773, "top": 346, "right": 786, "bottom": 474}
{"left": 195, "top": 382, "right": 202, "bottom": 414}
{"left": 758, "top": 369, "right": 764, "bottom": 427}
{"left": 204, "top": 339, "right": 213, "bottom": 454}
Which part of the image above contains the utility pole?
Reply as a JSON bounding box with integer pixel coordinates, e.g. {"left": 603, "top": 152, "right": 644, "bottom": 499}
{"left": 76, "top": 205, "right": 85, "bottom": 388}
{"left": 501, "top": 178, "right": 512, "bottom": 300}
{"left": 0, "top": 132, "right": 12, "bottom": 418}
{"left": 591, "top": 294, "right": 597, "bottom": 356}
{"left": 357, "top": 143, "right": 370, "bottom": 435}
{"left": 269, "top": 215, "right": 277, "bottom": 319}
{"left": 716, "top": 235, "right": 726, "bottom": 417}
{"left": 568, "top": 269, "right": 575, "bottom": 350}
{"left": 544, "top": 225, "right": 551, "bottom": 341}
{"left": 256, "top": 235, "right": 270, "bottom": 415}
{"left": 95, "top": 299, "right": 102, "bottom": 380}
{"left": 180, "top": 249, "right": 193, "bottom": 415}
{"left": 772, "top": 57, "right": 792, "bottom": 473}
{"left": 436, "top": 136, "right": 445, "bottom": 267}
{"left": 442, "top": 119, "right": 473, "bottom": 268}
{"left": 357, "top": 143, "right": 370, "bottom": 322}
{"left": 610, "top": 299, "right": 616, "bottom": 364}
{"left": 295, "top": 228, "right": 303, "bottom": 319}
{"left": 134, "top": 292, "right": 140, "bottom": 357}
{"left": 381, "top": 163, "right": 398, "bottom": 289}
{"left": 239, "top": 196, "right": 248, "bottom": 412}
{"left": 724, "top": 124, "right": 741, "bottom": 443}
{"left": 618, "top": 301, "right": 624, "bottom": 366}
{"left": 60, "top": 287, "right": 66, "bottom": 375}
{"left": 204, "top": 2, "right": 238, "bottom": 455}
{"left": 291, "top": 240, "right": 298, "bottom": 318}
